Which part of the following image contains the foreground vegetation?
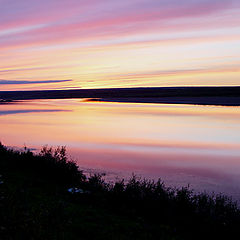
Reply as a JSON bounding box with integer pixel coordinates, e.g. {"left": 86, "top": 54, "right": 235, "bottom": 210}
{"left": 0, "top": 143, "right": 240, "bottom": 240}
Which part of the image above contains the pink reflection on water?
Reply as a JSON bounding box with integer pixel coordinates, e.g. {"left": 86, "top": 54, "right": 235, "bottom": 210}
{"left": 1, "top": 99, "right": 240, "bottom": 199}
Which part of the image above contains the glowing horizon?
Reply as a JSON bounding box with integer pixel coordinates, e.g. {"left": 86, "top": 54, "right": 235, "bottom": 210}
{"left": 0, "top": 0, "right": 240, "bottom": 91}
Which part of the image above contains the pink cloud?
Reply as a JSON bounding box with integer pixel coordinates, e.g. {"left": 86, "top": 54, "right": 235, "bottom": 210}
{"left": 0, "top": 0, "right": 239, "bottom": 52}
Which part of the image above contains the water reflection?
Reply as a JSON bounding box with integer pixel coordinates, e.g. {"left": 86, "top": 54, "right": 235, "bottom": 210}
{"left": 0, "top": 99, "right": 240, "bottom": 199}
{"left": 0, "top": 109, "right": 69, "bottom": 116}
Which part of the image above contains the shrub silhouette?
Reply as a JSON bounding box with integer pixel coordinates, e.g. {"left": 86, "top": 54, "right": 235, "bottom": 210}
{"left": 0, "top": 143, "right": 240, "bottom": 240}
{"left": 1, "top": 143, "right": 85, "bottom": 185}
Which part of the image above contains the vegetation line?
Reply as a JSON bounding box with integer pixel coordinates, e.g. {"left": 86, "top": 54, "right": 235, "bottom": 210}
{"left": 0, "top": 143, "right": 239, "bottom": 240}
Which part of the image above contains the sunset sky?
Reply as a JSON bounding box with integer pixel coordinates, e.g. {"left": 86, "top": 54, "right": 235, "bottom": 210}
{"left": 1, "top": 0, "right": 240, "bottom": 90}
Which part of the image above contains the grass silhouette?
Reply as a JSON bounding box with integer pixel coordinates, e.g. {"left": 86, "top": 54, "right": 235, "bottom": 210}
{"left": 0, "top": 143, "right": 239, "bottom": 239}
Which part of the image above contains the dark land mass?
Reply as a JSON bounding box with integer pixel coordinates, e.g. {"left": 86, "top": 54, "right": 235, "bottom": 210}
{"left": 1, "top": 143, "right": 240, "bottom": 240}
{"left": 1, "top": 86, "right": 240, "bottom": 106}
{"left": 90, "top": 96, "right": 240, "bottom": 106}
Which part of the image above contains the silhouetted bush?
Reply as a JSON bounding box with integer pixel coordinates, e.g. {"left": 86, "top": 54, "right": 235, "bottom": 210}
{"left": 0, "top": 143, "right": 240, "bottom": 240}
{"left": 0, "top": 143, "right": 85, "bottom": 187}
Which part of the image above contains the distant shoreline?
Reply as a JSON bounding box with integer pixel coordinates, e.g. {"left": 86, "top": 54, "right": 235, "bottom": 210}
{"left": 1, "top": 86, "right": 240, "bottom": 106}
{"left": 89, "top": 96, "right": 240, "bottom": 106}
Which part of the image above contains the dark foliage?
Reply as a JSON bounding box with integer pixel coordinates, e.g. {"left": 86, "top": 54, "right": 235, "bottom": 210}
{"left": 0, "top": 143, "right": 240, "bottom": 240}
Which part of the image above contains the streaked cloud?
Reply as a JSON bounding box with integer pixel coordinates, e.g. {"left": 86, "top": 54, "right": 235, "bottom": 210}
{"left": 107, "top": 65, "right": 240, "bottom": 80}
{"left": 0, "top": 0, "right": 240, "bottom": 89}
{"left": 0, "top": 79, "right": 72, "bottom": 85}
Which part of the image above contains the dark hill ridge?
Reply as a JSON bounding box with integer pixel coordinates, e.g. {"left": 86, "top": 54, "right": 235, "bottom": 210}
{"left": 1, "top": 87, "right": 240, "bottom": 106}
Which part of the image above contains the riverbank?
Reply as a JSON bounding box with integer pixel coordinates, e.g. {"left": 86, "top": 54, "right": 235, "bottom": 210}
{"left": 89, "top": 96, "right": 240, "bottom": 106}
{"left": 0, "top": 143, "right": 239, "bottom": 240}
{"left": 1, "top": 87, "right": 240, "bottom": 106}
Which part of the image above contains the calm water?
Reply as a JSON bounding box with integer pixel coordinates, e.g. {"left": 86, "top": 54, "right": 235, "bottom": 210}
{"left": 1, "top": 99, "right": 240, "bottom": 199}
